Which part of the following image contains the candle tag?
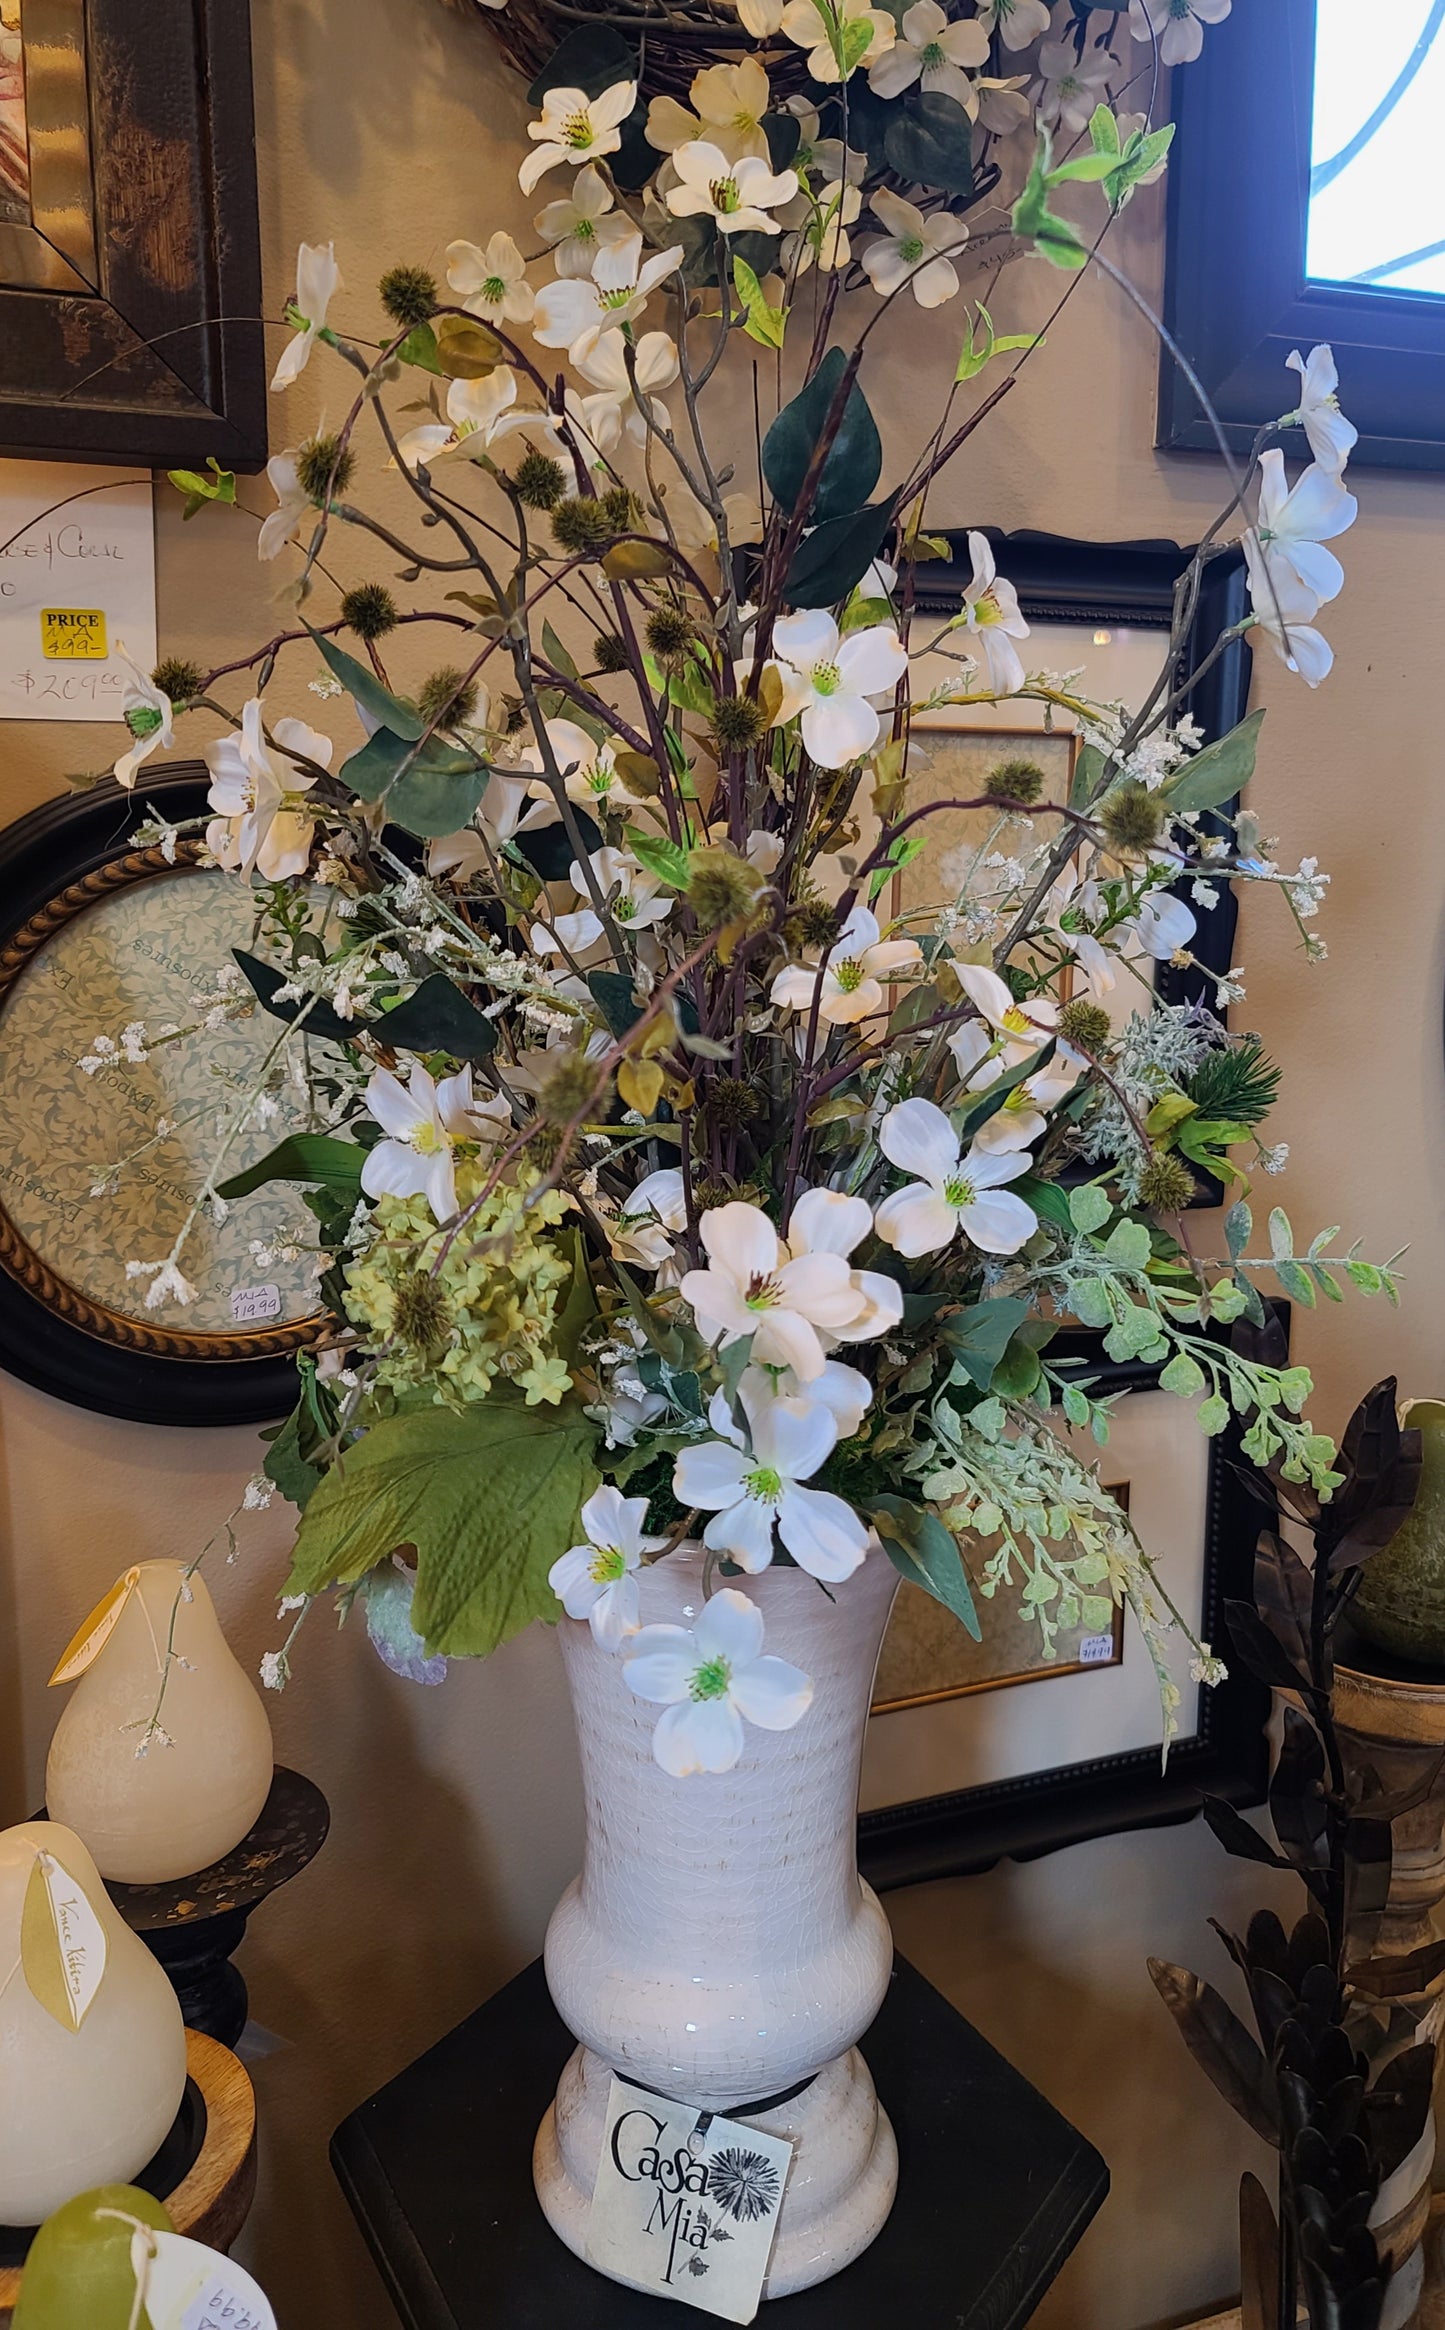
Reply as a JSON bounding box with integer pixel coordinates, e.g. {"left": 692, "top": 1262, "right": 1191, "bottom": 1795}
{"left": 20, "top": 1849, "right": 107, "bottom": 2031}
{"left": 139, "top": 2231, "right": 277, "bottom": 2329}
{"left": 587, "top": 2076, "right": 794, "bottom": 2324}
{"left": 47, "top": 1567, "right": 141, "bottom": 1685}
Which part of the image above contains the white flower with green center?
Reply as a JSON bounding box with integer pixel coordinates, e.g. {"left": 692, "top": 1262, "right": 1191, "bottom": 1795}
{"left": 646, "top": 58, "right": 773, "bottom": 165}
{"left": 604, "top": 1167, "right": 689, "bottom": 1272}
{"left": 764, "top": 608, "right": 908, "bottom": 769}
{"left": 951, "top": 961, "right": 1061, "bottom": 1066}
{"left": 1248, "top": 449, "right": 1356, "bottom": 614}
{"left": 679, "top": 1194, "right": 898, "bottom": 1384}
{"left": 394, "top": 369, "right": 560, "bottom": 472}
{"left": 113, "top": 646, "right": 175, "bottom": 788}
{"left": 446, "top": 230, "right": 535, "bottom": 327}
{"left": 1283, "top": 345, "right": 1356, "bottom": 479}
{"left": 534, "top": 164, "right": 636, "bottom": 281}
{"left": 532, "top": 232, "right": 684, "bottom": 363}
{"left": 1128, "top": 0, "right": 1229, "bottom": 68}
{"left": 530, "top": 844, "right": 673, "bottom": 959}
{"left": 867, "top": 0, "right": 989, "bottom": 110}
{"left": 875, "top": 1097, "right": 1038, "bottom": 1259}
{"left": 567, "top": 328, "right": 680, "bottom": 455}
{"left": 664, "top": 142, "right": 800, "bottom": 235}
{"left": 257, "top": 450, "right": 310, "bottom": 563}
{"left": 623, "top": 1587, "right": 814, "bottom": 1777}
{"left": 519, "top": 79, "right": 638, "bottom": 197}
{"left": 675, "top": 1380, "right": 871, "bottom": 1578}
{"left": 771, "top": 902, "right": 922, "bottom": 1027}
{"left": 977, "top": 0, "right": 1051, "bottom": 51}
{"left": 203, "top": 696, "right": 333, "bottom": 881}
{"left": 954, "top": 530, "right": 1030, "bottom": 695}
{"left": 1036, "top": 31, "right": 1117, "bottom": 135}
{"left": 549, "top": 1485, "right": 667, "bottom": 1649}
{"left": 271, "top": 239, "right": 341, "bottom": 392}
{"left": 861, "top": 188, "right": 967, "bottom": 309}
{"left": 779, "top": 0, "right": 896, "bottom": 85}
{"left": 359, "top": 1060, "right": 510, "bottom": 1223}
{"left": 949, "top": 1019, "right": 1078, "bottom": 1155}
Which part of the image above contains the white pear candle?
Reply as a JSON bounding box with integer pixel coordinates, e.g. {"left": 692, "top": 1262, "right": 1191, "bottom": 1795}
{"left": 0, "top": 1822, "right": 187, "bottom": 2226}
{"left": 45, "top": 1561, "right": 274, "bottom": 1884}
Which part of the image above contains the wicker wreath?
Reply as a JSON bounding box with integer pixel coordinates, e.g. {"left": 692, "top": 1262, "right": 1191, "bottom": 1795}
{"left": 441, "top": 0, "right": 811, "bottom": 104}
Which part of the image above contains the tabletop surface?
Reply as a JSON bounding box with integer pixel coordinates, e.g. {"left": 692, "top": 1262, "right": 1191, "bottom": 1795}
{"left": 332, "top": 1954, "right": 1108, "bottom": 2330}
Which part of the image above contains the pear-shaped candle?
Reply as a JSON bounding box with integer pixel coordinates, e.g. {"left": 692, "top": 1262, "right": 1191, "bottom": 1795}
{"left": 0, "top": 1823, "right": 188, "bottom": 2226}
{"left": 45, "top": 1561, "right": 274, "bottom": 1883}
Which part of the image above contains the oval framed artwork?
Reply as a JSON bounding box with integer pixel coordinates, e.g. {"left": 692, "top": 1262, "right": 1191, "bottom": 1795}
{"left": 0, "top": 770, "right": 328, "bottom": 1424}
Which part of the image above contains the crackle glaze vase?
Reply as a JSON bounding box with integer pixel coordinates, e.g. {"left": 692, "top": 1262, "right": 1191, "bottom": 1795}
{"left": 533, "top": 1543, "right": 900, "bottom": 2298}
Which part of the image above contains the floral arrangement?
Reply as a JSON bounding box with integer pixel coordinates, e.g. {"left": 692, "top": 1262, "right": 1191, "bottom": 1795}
{"left": 98, "top": 0, "right": 1395, "bottom": 1780}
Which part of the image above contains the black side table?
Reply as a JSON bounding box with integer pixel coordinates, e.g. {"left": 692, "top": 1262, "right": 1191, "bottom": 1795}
{"left": 332, "top": 1955, "right": 1108, "bottom": 2330}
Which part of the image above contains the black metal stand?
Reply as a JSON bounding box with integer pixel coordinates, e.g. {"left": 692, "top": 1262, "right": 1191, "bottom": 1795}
{"left": 332, "top": 1954, "right": 1108, "bottom": 2330}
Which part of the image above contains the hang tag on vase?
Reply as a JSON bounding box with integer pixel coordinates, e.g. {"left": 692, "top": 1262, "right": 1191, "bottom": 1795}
{"left": 136, "top": 2231, "right": 277, "bottom": 2330}
{"left": 587, "top": 2075, "right": 794, "bottom": 2325}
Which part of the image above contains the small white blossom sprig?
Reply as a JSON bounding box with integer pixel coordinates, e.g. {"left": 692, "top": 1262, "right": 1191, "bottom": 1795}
{"left": 260, "top": 1595, "right": 312, "bottom": 1694}
{"left": 622, "top": 1588, "right": 814, "bottom": 1777}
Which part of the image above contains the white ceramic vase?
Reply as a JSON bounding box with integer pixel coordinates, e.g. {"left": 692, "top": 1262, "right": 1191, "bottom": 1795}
{"left": 534, "top": 1543, "right": 900, "bottom": 2298}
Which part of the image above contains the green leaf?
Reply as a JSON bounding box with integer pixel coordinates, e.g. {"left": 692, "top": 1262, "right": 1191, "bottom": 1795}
{"left": 1046, "top": 149, "right": 1123, "bottom": 185}
{"left": 587, "top": 968, "right": 643, "bottom": 1037}
{"left": 992, "top": 1321, "right": 1056, "bottom": 1400}
{"left": 762, "top": 346, "right": 882, "bottom": 524}
{"left": 1162, "top": 709, "right": 1264, "bottom": 813}
{"left": 286, "top": 1396, "right": 599, "bottom": 1658}
{"left": 1198, "top": 1393, "right": 1231, "bottom": 1435}
{"left": 869, "top": 1495, "right": 981, "bottom": 1639}
{"left": 386, "top": 752, "right": 489, "bottom": 840}
{"left": 308, "top": 625, "right": 425, "bottom": 740}
{"left": 216, "top": 1132, "right": 366, "bottom": 1202}
{"left": 1105, "top": 120, "right": 1175, "bottom": 209}
{"left": 528, "top": 24, "right": 637, "bottom": 102}
{"left": 884, "top": 90, "right": 974, "bottom": 198}
{"left": 1062, "top": 1382, "right": 1091, "bottom": 1428}
{"left": 955, "top": 302, "right": 1041, "bottom": 383}
{"left": 1012, "top": 1173, "right": 1076, "bottom": 1233}
{"left": 1089, "top": 103, "right": 1122, "bottom": 154}
{"left": 515, "top": 807, "right": 601, "bottom": 883}
{"left": 1268, "top": 1206, "right": 1293, "bottom": 1259}
{"left": 951, "top": 1040, "right": 1057, "bottom": 1139}
{"left": 1104, "top": 1218, "right": 1153, "bottom": 1272}
{"left": 1276, "top": 1258, "right": 1317, "bottom": 1309}
{"left": 554, "top": 1227, "right": 599, "bottom": 1367}
{"left": 1069, "top": 741, "right": 1108, "bottom": 809}
{"left": 838, "top": 12, "right": 876, "bottom": 72}
{"left": 374, "top": 974, "right": 498, "bottom": 1059}
{"left": 625, "top": 827, "right": 692, "bottom": 889}
{"left": 1224, "top": 1201, "right": 1252, "bottom": 1260}
{"left": 398, "top": 322, "right": 442, "bottom": 373}
{"left": 940, "top": 1295, "right": 1031, "bottom": 1391}
{"left": 1011, "top": 128, "right": 1089, "bottom": 269}
{"left": 785, "top": 493, "right": 898, "bottom": 610}
{"left": 168, "top": 455, "right": 237, "bottom": 520}
{"left": 232, "top": 950, "right": 359, "bottom": 1045}
{"left": 733, "top": 255, "right": 788, "bottom": 350}
{"left": 541, "top": 621, "right": 579, "bottom": 680}
{"left": 1160, "top": 1351, "right": 1206, "bottom": 1398}
{"left": 1069, "top": 1183, "right": 1112, "bottom": 1234}
{"left": 263, "top": 1404, "right": 327, "bottom": 1511}
{"left": 339, "top": 724, "right": 411, "bottom": 801}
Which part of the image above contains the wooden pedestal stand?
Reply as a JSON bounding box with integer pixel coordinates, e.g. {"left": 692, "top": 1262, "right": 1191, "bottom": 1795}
{"left": 0, "top": 2029, "right": 257, "bottom": 2323}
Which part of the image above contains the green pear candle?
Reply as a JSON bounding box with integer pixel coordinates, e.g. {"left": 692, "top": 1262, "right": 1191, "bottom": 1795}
{"left": 1352, "top": 1398, "right": 1445, "bottom": 1664}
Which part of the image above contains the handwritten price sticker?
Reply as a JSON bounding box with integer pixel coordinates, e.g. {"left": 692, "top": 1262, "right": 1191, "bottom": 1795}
{"left": 230, "top": 1283, "right": 282, "bottom": 1324}
{"left": 140, "top": 2233, "right": 278, "bottom": 2330}
{"left": 41, "top": 607, "right": 108, "bottom": 659}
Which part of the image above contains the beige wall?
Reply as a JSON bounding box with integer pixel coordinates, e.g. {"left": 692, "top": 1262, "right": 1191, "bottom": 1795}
{"left": 3, "top": 2, "right": 1444, "bottom": 2322}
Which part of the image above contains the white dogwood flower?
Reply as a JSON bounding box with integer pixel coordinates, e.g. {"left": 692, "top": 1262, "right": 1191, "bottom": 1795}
{"left": 360, "top": 1061, "right": 509, "bottom": 1223}
{"left": 1129, "top": 0, "right": 1230, "bottom": 67}
{"left": 783, "top": 1186, "right": 904, "bottom": 1346}
{"left": 766, "top": 610, "right": 908, "bottom": 769}
{"left": 977, "top": 0, "right": 1051, "bottom": 50}
{"left": 1249, "top": 601, "right": 1334, "bottom": 688}
{"left": 868, "top": 1, "right": 989, "bottom": 107}
{"left": 736, "top": 0, "right": 785, "bottom": 31}
{"left": 533, "top": 232, "right": 684, "bottom": 358}
{"left": 519, "top": 80, "right": 639, "bottom": 197}
{"left": 534, "top": 164, "right": 636, "bottom": 279}
{"left": 394, "top": 370, "right": 558, "bottom": 469}
{"left": 781, "top": 176, "right": 863, "bottom": 274}
{"left": 204, "top": 699, "right": 332, "bottom": 880}
{"left": 113, "top": 649, "right": 175, "bottom": 787}
{"left": 549, "top": 1486, "right": 667, "bottom": 1649}
{"left": 624, "top": 1588, "right": 814, "bottom": 1776}
{"left": 875, "top": 1098, "right": 1038, "bottom": 1258}
{"left": 740, "top": 1357, "right": 874, "bottom": 1439}
{"left": 951, "top": 961, "right": 1060, "bottom": 1064}
{"left": 771, "top": 903, "right": 921, "bottom": 1026}
{"left": 567, "top": 328, "right": 679, "bottom": 452}
{"left": 1250, "top": 449, "right": 1356, "bottom": 613}
{"left": 272, "top": 241, "right": 341, "bottom": 391}
{"left": 605, "top": 1167, "right": 689, "bottom": 1271}
{"left": 955, "top": 532, "right": 1030, "bottom": 694}
{"left": 679, "top": 1196, "right": 891, "bottom": 1382}
{"left": 780, "top": 0, "right": 895, "bottom": 82}
{"left": 949, "top": 1020, "right": 1077, "bottom": 1154}
{"left": 675, "top": 1384, "right": 870, "bottom": 1578}
{"left": 257, "top": 451, "right": 311, "bottom": 562}
{"left": 664, "top": 142, "right": 800, "bottom": 234}
{"left": 446, "top": 231, "right": 535, "bottom": 326}
{"left": 531, "top": 846, "right": 673, "bottom": 957}
{"left": 1037, "top": 31, "right": 1116, "bottom": 134}
{"left": 861, "top": 189, "right": 966, "bottom": 306}
{"left": 647, "top": 59, "right": 773, "bottom": 164}
{"left": 1284, "top": 346, "right": 1356, "bottom": 478}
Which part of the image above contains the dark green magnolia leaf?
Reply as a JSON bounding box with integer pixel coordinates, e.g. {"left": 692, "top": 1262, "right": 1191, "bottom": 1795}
{"left": 884, "top": 90, "right": 974, "bottom": 198}
{"left": 992, "top": 1318, "right": 1058, "bottom": 1400}
{"left": 785, "top": 494, "right": 898, "bottom": 610}
{"left": 262, "top": 1404, "right": 327, "bottom": 1511}
{"left": 869, "top": 1494, "right": 980, "bottom": 1639}
{"left": 762, "top": 346, "right": 881, "bottom": 523}
{"left": 764, "top": 111, "right": 802, "bottom": 171}
{"left": 232, "top": 950, "right": 358, "bottom": 1045}
{"left": 1011, "top": 1173, "right": 1075, "bottom": 1232}
{"left": 1069, "top": 741, "right": 1108, "bottom": 808}
{"left": 308, "top": 625, "right": 424, "bottom": 740}
{"left": 514, "top": 808, "right": 600, "bottom": 882}
{"left": 372, "top": 973, "right": 498, "bottom": 1059}
{"left": 940, "top": 1296, "right": 1030, "bottom": 1391}
{"left": 286, "top": 1395, "right": 599, "bottom": 1659}
{"left": 339, "top": 724, "right": 411, "bottom": 801}
{"left": 386, "top": 754, "right": 489, "bottom": 839}
{"left": 1148, "top": 1958, "right": 1279, "bottom": 2144}
{"left": 588, "top": 968, "right": 643, "bottom": 1037}
{"left": 216, "top": 1132, "right": 366, "bottom": 1201}
{"left": 528, "top": 25, "right": 636, "bottom": 100}
{"left": 1163, "top": 709, "right": 1265, "bottom": 813}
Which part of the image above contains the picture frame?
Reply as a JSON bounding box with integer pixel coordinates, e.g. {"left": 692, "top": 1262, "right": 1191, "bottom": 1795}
{"left": 0, "top": 0, "right": 267, "bottom": 470}
{"left": 1157, "top": 0, "right": 1445, "bottom": 471}
{"left": 857, "top": 1328, "right": 1275, "bottom": 1891}
{"left": 0, "top": 769, "right": 327, "bottom": 1426}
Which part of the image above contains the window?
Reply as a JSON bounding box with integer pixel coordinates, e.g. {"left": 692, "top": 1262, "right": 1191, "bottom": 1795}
{"left": 1308, "top": 0, "right": 1445, "bottom": 294}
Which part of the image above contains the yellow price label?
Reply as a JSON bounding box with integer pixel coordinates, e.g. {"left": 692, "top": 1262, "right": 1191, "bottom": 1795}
{"left": 41, "top": 607, "right": 108, "bottom": 660}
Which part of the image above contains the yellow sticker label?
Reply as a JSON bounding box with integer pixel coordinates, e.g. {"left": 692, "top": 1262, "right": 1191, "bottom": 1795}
{"left": 48, "top": 1567, "right": 140, "bottom": 1686}
{"left": 41, "top": 607, "right": 108, "bottom": 660}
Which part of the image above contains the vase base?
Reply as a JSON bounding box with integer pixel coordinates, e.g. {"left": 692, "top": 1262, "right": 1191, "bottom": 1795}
{"left": 534, "top": 2040, "right": 898, "bottom": 2299}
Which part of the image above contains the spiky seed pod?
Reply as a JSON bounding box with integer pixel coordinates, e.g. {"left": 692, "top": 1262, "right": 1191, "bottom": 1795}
{"left": 537, "top": 1048, "right": 603, "bottom": 1127}
{"left": 513, "top": 449, "right": 567, "bottom": 511}
{"left": 340, "top": 582, "right": 399, "bottom": 642}
{"left": 551, "top": 497, "right": 615, "bottom": 557}
{"left": 712, "top": 693, "right": 767, "bottom": 753}
{"left": 418, "top": 666, "right": 480, "bottom": 729}
{"left": 391, "top": 1269, "right": 452, "bottom": 1355}
{"left": 645, "top": 604, "right": 695, "bottom": 661}
{"left": 705, "top": 1077, "right": 764, "bottom": 1130}
{"left": 503, "top": 694, "right": 528, "bottom": 734}
{"left": 1138, "top": 1149, "right": 1199, "bottom": 1214}
{"left": 692, "top": 1176, "right": 760, "bottom": 1214}
{"left": 378, "top": 264, "right": 439, "bottom": 330}
{"left": 785, "top": 900, "right": 840, "bottom": 952}
{"left": 601, "top": 485, "right": 641, "bottom": 530}
{"left": 985, "top": 756, "right": 1047, "bottom": 806}
{"left": 151, "top": 657, "right": 205, "bottom": 706}
{"left": 296, "top": 435, "right": 356, "bottom": 506}
{"left": 1099, "top": 782, "right": 1165, "bottom": 855}
{"left": 593, "top": 631, "right": 630, "bottom": 674}
{"left": 686, "top": 846, "right": 765, "bottom": 930}
{"left": 1058, "top": 998, "right": 1114, "bottom": 1057}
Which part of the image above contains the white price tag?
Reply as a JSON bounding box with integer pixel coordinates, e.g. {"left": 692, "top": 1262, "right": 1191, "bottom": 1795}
{"left": 230, "top": 1283, "right": 281, "bottom": 1324}
{"left": 588, "top": 2077, "right": 794, "bottom": 2324}
{"left": 1078, "top": 1630, "right": 1117, "bottom": 1666}
{"left": 141, "top": 2233, "right": 277, "bottom": 2330}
